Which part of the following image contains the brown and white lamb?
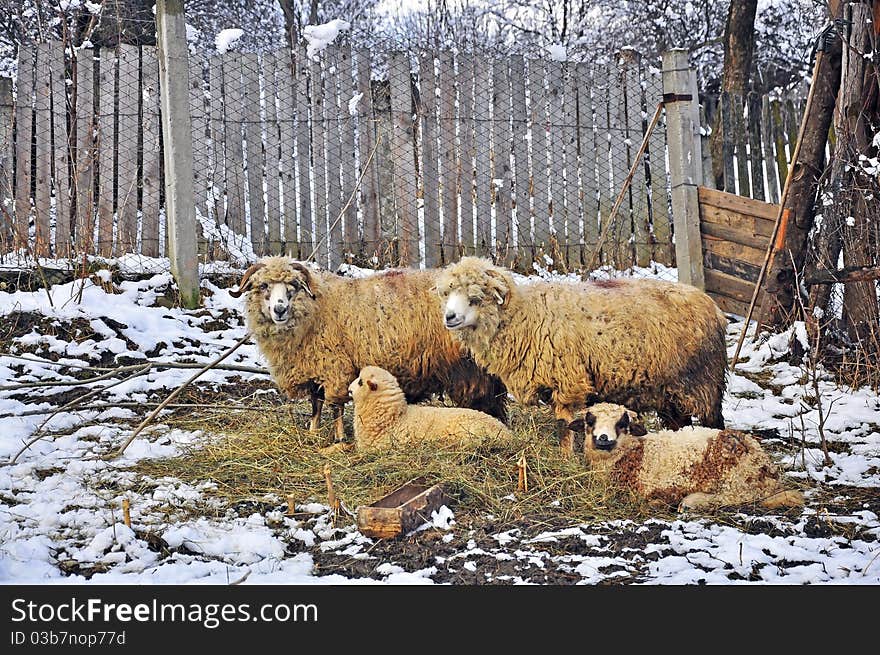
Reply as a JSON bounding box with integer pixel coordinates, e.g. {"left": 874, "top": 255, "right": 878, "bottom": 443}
{"left": 569, "top": 403, "right": 804, "bottom": 510}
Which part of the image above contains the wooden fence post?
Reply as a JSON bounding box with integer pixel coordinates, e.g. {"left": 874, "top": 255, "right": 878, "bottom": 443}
{"left": 662, "top": 49, "right": 705, "bottom": 290}
{"left": 156, "top": 0, "right": 199, "bottom": 308}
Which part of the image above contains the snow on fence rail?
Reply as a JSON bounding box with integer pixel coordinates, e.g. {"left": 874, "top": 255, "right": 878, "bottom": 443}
{"left": 0, "top": 40, "right": 803, "bottom": 275}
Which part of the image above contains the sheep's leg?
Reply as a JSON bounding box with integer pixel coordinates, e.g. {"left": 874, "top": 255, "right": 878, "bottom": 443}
{"left": 554, "top": 405, "right": 576, "bottom": 456}
{"left": 309, "top": 393, "right": 324, "bottom": 433}
{"left": 330, "top": 403, "right": 346, "bottom": 442}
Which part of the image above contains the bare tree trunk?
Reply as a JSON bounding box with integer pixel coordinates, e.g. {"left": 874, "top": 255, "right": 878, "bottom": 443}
{"left": 278, "top": 0, "right": 300, "bottom": 48}
{"left": 760, "top": 4, "right": 844, "bottom": 328}
{"left": 710, "top": 0, "right": 758, "bottom": 190}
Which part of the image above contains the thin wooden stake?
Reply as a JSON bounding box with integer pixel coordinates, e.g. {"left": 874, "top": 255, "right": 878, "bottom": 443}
{"left": 517, "top": 451, "right": 528, "bottom": 493}
{"left": 323, "top": 463, "right": 340, "bottom": 517}
{"left": 108, "top": 332, "right": 252, "bottom": 459}
{"left": 122, "top": 498, "right": 132, "bottom": 528}
{"left": 583, "top": 101, "right": 665, "bottom": 275}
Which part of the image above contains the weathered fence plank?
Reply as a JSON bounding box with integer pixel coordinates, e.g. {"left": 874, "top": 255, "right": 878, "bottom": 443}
{"left": 74, "top": 50, "right": 95, "bottom": 254}
{"left": 263, "top": 52, "right": 282, "bottom": 255}
{"left": 608, "top": 63, "right": 631, "bottom": 267}
{"left": 34, "top": 43, "right": 52, "bottom": 256}
{"left": 48, "top": 41, "right": 73, "bottom": 257}
{"left": 115, "top": 45, "right": 139, "bottom": 254}
{"left": 770, "top": 99, "right": 788, "bottom": 190}
{"left": 511, "top": 55, "right": 531, "bottom": 264}
{"left": 140, "top": 47, "right": 161, "bottom": 257}
{"left": 528, "top": 59, "right": 549, "bottom": 255}
{"left": 720, "top": 92, "right": 735, "bottom": 193}
{"left": 0, "top": 78, "right": 14, "bottom": 253}
{"left": 324, "top": 48, "right": 344, "bottom": 270}
{"left": 492, "top": 58, "right": 513, "bottom": 264}
{"left": 354, "top": 49, "right": 378, "bottom": 260}
{"left": 473, "top": 59, "right": 492, "bottom": 258}
{"left": 761, "top": 95, "right": 780, "bottom": 203}
{"left": 295, "top": 49, "right": 313, "bottom": 257}
{"left": 561, "top": 64, "right": 580, "bottom": 268}
{"left": 14, "top": 48, "right": 35, "bottom": 250}
{"left": 438, "top": 51, "right": 458, "bottom": 263}
{"left": 96, "top": 47, "right": 116, "bottom": 256}
{"left": 389, "top": 52, "right": 419, "bottom": 266}
{"left": 208, "top": 55, "right": 226, "bottom": 229}
{"left": 458, "top": 56, "right": 475, "bottom": 256}
{"left": 419, "top": 53, "right": 441, "bottom": 268}
{"left": 310, "top": 55, "right": 329, "bottom": 266}
{"left": 645, "top": 67, "right": 671, "bottom": 265}
{"left": 188, "top": 52, "right": 210, "bottom": 255}
{"left": 242, "top": 52, "right": 266, "bottom": 255}
{"left": 732, "top": 94, "right": 750, "bottom": 198}
{"left": 747, "top": 93, "right": 765, "bottom": 202}
{"left": 591, "top": 65, "right": 612, "bottom": 266}
{"left": 577, "top": 64, "right": 598, "bottom": 261}
{"left": 624, "top": 56, "right": 650, "bottom": 267}
{"left": 339, "top": 45, "right": 358, "bottom": 261}
{"left": 275, "top": 50, "right": 297, "bottom": 256}
{"left": 547, "top": 61, "right": 566, "bottom": 260}
{"left": 222, "top": 54, "right": 246, "bottom": 236}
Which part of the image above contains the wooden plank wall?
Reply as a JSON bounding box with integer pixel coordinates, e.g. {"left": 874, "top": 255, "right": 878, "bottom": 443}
{"left": 698, "top": 186, "right": 776, "bottom": 316}
{"left": 8, "top": 42, "right": 760, "bottom": 276}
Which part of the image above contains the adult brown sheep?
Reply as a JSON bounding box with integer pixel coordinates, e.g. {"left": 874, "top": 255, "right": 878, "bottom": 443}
{"left": 435, "top": 257, "right": 727, "bottom": 452}
{"left": 230, "top": 257, "right": 507, "bottom": 442}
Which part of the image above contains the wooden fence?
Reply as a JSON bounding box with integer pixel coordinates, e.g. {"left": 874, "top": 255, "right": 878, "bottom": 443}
{"left": 699, "top": 186, "right": 776, "bottom": 316}
{"left": 1, "top": 41, "right": 677, "bottom": 272}
{"left": 701, "top": 90, "right": 807, "bottom": 204}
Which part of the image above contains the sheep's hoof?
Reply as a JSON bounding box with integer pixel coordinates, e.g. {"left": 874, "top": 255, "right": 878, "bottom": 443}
{"left": 761, "top": 490, "right": 804, "bottom": 509}
{"left": 319, "top": 443, "right": 353, "bottom": 456}
{"left": 678, "top": 492, "right": 715, "bottom": 512}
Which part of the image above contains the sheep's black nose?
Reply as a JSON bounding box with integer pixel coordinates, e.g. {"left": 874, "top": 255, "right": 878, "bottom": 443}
{"left": 273, "top": 305, "right": 287, "bottom": 316}
{"left": 445, "top": 311, "right": 457, "bottom": 321}
{"left": 593, "top": 434, "right": 615, "bottom": 451}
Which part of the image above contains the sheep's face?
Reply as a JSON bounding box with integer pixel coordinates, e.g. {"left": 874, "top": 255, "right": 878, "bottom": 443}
{"left": 569, "top": 403, "right": 647, "bottom": 460}
{"left": 349, "top": 366, "right": 395, "bottom": 402}
{"left": 437, "top": 260, "right": 510, "bottom": 332}
{"left": 256, "top": 277, "right": 312, "bottom": 326}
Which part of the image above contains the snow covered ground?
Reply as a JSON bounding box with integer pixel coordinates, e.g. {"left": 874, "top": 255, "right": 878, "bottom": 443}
{"left": 1, "top": 265, "right": 878, "bottom": 585}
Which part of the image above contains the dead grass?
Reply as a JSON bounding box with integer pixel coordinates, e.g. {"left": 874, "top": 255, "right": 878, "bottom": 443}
{"left": 134, "top": 400, "right": 662, "bottom": 530}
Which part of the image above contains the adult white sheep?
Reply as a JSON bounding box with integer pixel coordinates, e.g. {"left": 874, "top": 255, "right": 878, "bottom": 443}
{"left": 436, "top": 257, "right": 728, "bottom": 452}
{"left": 569, "top": 403, "right": 803, "bottom": 510}
{"left": 230, "top": 257, "right": 507, "bottom": 441}
{"left": 338, "top": 366, "right": 511, "bottom": 452}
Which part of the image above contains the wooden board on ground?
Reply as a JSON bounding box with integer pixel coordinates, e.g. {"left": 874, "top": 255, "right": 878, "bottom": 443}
{"left": 356, "top": 479, "right": 447, "bottom": 540}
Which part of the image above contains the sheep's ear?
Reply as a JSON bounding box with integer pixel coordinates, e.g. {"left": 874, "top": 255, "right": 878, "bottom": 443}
{"left": 629, "top": 422, "right": 648, "bottom": 437}
{"left": 367, "top": 379, "right": 378, "bottom": 391}
{"left": 568, "top": 418, "right": 585, "bottom": 433}
{"left": 229, "top": 262, "right": 266, "bottom": 298}
{"left": 289, "top": 262, "right": 316, "bottom": 299}
{"left": 484, "top": 268, "right": 510, "bottom": 306}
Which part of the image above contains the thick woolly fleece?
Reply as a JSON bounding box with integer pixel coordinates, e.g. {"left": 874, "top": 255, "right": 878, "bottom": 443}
{"left": 242, "top": 257, "right": 507, "bottom": 418}
{"left": 436, "top": 257, "right": 728, "bottom": 427}
{"left": 349, "top": 366, "right": 511, "bottom": 451}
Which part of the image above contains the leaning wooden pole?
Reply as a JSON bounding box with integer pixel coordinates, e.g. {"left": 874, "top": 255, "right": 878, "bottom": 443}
{"left": 157, "top": 0, "right": 200, "bottom": 308}
{"left": 729, "top": 21, "right": 843, "bottom": 369}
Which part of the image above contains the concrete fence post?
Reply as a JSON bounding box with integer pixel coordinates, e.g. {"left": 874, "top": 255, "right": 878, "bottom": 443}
{"left": 157, "top": 0, "right": 200, "bottom": 308}
{"left": 662, "top": 49, "right": 705, "bottom": 290}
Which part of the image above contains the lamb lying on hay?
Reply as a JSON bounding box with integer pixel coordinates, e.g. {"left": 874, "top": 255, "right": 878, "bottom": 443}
{"left": 436, "top": 257, "right": 728, "bottom": 453}
{"left": 340, "top": 366, "right": 511, "bottom": 452}
{"left": 569, "top": 403, "right": 804, "bottom": 510}
{"left": 231, "top": 257, "right": 507, "bottom": 441}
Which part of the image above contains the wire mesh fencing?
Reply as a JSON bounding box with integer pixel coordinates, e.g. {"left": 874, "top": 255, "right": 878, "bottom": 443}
{"left": 2, "top": 35, "right": 680, "bottom": 283}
